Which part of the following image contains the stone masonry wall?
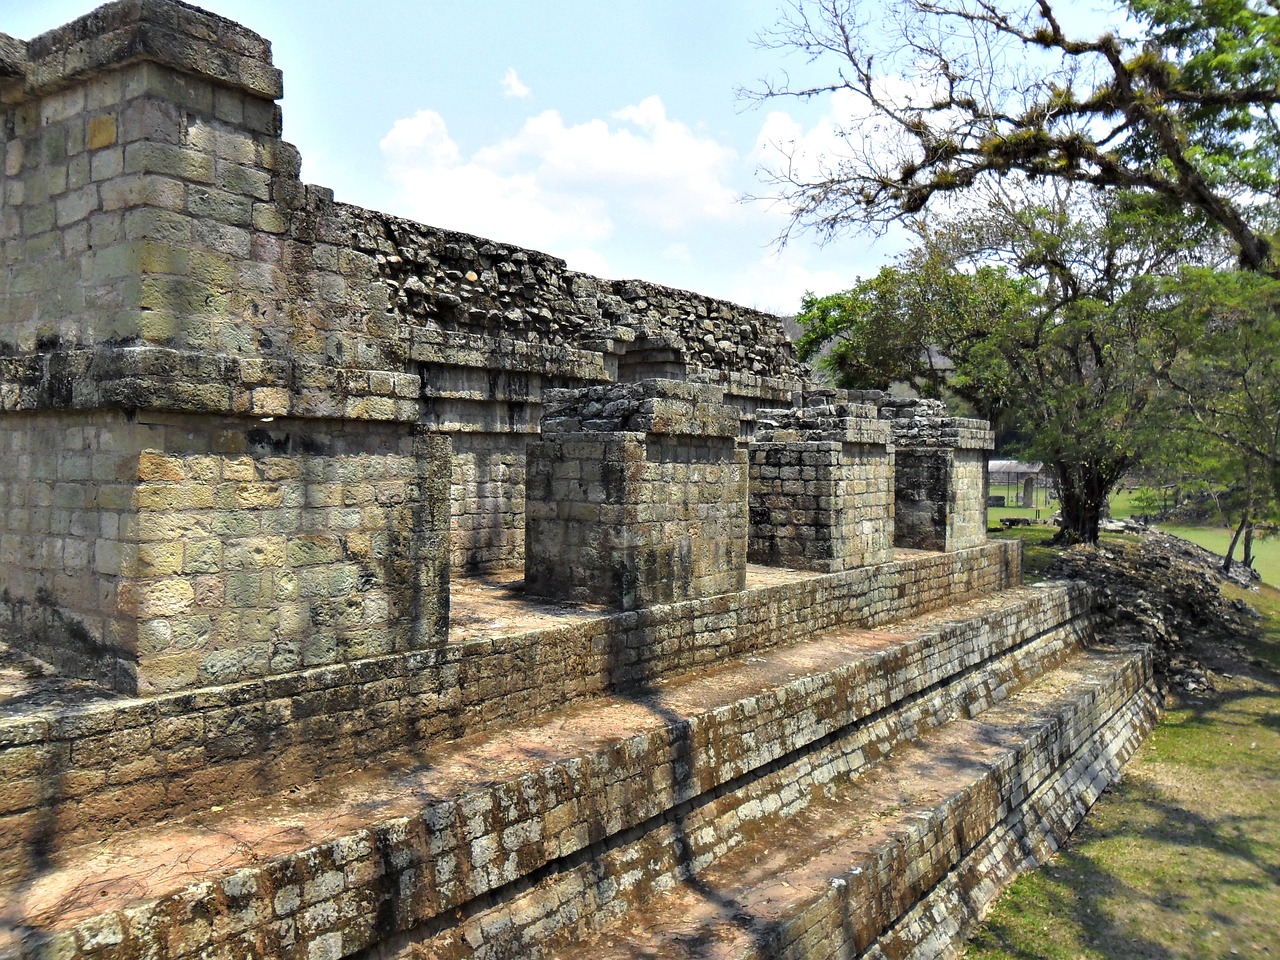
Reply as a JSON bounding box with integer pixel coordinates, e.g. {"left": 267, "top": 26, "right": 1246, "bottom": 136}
{"left": 879, "top": 397, "right": 994, "bottom": 552}
{"left": 894, "top": 448, "right": 953, "bottom": 552}
{"left": 0, "top": 0, "right": 813, "bottom": 592}
{"left": 0, "top": 407, "right": 450, "bottom": 694}
{"left": 0, "top": 411, "right": 151, "bottom": 690}
{"left": 114, "top": 422, "right": 451, "bottom": 695}
{"left": 374, "top": 215, "right": 806, "bottom": 382}
{"left": 949, "top": 447, "right": 990, "bottom": 551}
{"left": 0, "top": 541, "right": 1019, "bottom": 884}
{"left": 525, "top": 380, "right": 747, "bottom": 608}
{"left": 748, "top": 401, "right": 894, "bottom": 572}
{"left": 2, "top": 584, "right": 1147, "bottom": 959}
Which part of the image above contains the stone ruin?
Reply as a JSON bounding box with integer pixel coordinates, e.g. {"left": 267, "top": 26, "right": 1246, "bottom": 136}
{"left": 0, "top": 4, "right": 1160, "bottom": 959}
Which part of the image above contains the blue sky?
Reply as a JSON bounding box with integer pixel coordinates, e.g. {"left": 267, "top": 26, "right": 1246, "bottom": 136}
{"left": 5, "top": 0, "right": 906, "bottom": 313}
{"left": 5, "top": 1, "right": 1120, "bottom": 314}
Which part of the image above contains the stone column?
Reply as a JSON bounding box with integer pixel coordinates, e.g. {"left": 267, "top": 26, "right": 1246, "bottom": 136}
{"left": 879, "top": 398, "right": 995, "bottom": 551}
{"left": 748, "top": 398, "right": 894, "bottom": 572}
{"left": 0, "top": 3, "right": 449, "bottom": 693}
{"left": 525, "top": 379, "right": 747, "bottom": 610}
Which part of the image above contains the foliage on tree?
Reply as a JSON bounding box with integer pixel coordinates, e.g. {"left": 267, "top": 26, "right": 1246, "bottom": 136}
{"left": 793, "top": 246, "right": 1025, "bottom": 418}
{"left": 751, "top": 0, "right": 1280, "bottom": 273}
{"left": 796, "top": 184, "right": 1201, "bottom": 542}
{"left": 1158, "top": 269, "right": 1280, "bottom": 495}
{"left": 1150, "top": 267, "right": 1280, "bottom": 564}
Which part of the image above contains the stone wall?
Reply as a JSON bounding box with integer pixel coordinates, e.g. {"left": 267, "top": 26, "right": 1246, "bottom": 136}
{"left": 1, "top": 584, "right": 1157, "bottom": 960}
{"left": 0, "top": 407, "right": 450, "bottom": 694}
{"left": 748, "top": 400, "right": 894, "bottom": 572}
{"left": 879, "top": 397, "right": 994, "bottom": 551}
{"left": 0, "top": 0, "right": 821, "bottom": 685}
{"left": 0, "top": 9, "right": 1156, "bottom": 960}
{"left": 0, "top": 411, "right": 148, "bottom": 690}
{"left": 0, "top": 542, "right": 1018, "bottom": 883}
{"left": 525, "top": 379, "right": 748, "bottom": 608}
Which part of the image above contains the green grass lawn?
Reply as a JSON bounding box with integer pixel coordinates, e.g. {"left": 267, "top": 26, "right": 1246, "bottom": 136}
{"left": 967, "top": 545, "right": 1280, "bottom": 959}
{"left": 988, "top": 489, "right": 1278, "bottom": 584}
{"left": 1156, "top": 523, "right": 1279, "bottom": 585}
{"left": 966, "top": 663, "right": 1280, "bottom": 958}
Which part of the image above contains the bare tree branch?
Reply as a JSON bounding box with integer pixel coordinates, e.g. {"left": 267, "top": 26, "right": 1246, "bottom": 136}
{"left": 747, "top": 0, "right": 1280, "bottom": 272}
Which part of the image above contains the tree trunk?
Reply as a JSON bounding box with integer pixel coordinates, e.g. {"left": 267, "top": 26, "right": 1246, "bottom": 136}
{"left": 1052, "top": 461, "right": 1116, "bottom": 545}
{"left": 1243, "top": 521, "right": 1255, "bottom": 570}
{"left": 1223, "top": 512, "right": 1248, "bottom": 574}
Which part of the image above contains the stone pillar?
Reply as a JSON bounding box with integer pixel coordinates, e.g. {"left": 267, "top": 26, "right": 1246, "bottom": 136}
{"left": 748, "top": 398, "right": 894, "bottom": 572}
{"left": 1021, "top": 474, "right": 1036, "bottom": 509}
{"left": 879, "top": 398, "right": 995, "bottom": 551}
{"left": 525, "top": 379, "right": 747, "bottom": 610}
{"left": 0, "top": 4, "right": 449, "bottom": 694}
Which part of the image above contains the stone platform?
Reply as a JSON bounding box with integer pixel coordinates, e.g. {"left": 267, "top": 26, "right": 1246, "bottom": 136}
{"left": 0, "top": 551, "right": 1158, "bottom": 959}
{"left": 0, "top": 4, "right": 1160, "bottom": 958}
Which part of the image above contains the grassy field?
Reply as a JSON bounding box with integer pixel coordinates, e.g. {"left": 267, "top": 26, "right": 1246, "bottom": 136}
{"left": 1157, "top": 523, "right": 1280, "bottom": 586}
{"left": 967, "top": 538, "right": 1280, "bottom": 959}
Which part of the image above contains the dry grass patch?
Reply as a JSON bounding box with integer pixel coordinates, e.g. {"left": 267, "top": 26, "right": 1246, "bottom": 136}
{"left": 965, "top": 584, "right": 1280, "bottom": 959}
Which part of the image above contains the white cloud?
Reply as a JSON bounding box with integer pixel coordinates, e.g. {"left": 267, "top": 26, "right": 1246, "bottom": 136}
{"left": 376, "top": 89, "right": 910, "bottom": 316}
{"left": 751, "top": 85, "right": 904, "bottom": 191}
{"left": 662, "top": 242, "right": 691, "bottom": 263}
{"left": 379, "top": 108, "right": 613, "bottom": 251}
{"left": 502, "top": 68, "right": 531, "bottom": 100}
{"left": 725, "top": 247, "right": 858, "bottom": 316}
{"left": 560, "top": 246, "right": 612, "bottom": 277}
{"left": 379, "top": 97, "right": 740, "bottom": 257}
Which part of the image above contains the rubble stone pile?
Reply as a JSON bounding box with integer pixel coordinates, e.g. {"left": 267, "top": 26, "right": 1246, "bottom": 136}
{"left": 1047, "top": 531, "right": 1262, "bottom": 692}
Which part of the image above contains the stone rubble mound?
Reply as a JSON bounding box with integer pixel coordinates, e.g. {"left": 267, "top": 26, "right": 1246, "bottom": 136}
{"left": 1047, "top": 531, "right": 1263, "bottom": 693}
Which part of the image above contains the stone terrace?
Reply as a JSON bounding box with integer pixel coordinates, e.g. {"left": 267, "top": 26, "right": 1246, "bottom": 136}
{"left": 0, "top": 4, "right": 1158, "bottom": 959}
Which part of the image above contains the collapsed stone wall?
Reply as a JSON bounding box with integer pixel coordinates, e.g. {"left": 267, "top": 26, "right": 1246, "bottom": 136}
{"left": 373, "top": 214, "right": 804, "bottom": 380}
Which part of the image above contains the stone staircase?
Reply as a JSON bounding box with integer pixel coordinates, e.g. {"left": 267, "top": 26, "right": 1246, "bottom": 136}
{"left": 0, "top": 560, "right": 1159, "bottom": 960}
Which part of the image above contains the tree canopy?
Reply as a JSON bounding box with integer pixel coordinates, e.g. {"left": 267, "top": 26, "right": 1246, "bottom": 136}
{"left": 1156, "top": 267, "right": 1280, "bottom": 503}
{"left": 795, "top": 184, "right": 1210, "bottom": 542}
{"left": 752, "top": 0, "right": 1280, "bottom": 273}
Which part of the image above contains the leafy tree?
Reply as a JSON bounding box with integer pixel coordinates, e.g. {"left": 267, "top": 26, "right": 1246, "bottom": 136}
{"left": 752, "top": 0, "right": 1280, "bottom": 273}
{"left": 1137, "top": 404, "right": 1279, "bottom": 573}
{"left": 797, "top": 184, "right": 1195, "bottom": 542}
{"left": 1154, "top": 267, "right": 1280, "bottom": 541}
{"left": 794, "top": 244, "right": 1026, "bottom": 418}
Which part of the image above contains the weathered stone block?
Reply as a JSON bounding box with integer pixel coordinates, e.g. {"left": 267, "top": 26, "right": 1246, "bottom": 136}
{"left": 526, "top": 380, "right": 747, "bottom": 609}
{"left": 748, "top": 400, "right": 894, "bottom": 572}
{"left": 875, "top": 398, "right": 994, "bottom": 551}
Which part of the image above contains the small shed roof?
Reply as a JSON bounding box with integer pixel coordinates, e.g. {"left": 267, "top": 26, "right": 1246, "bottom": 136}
{"left": 989, "top": 460, "right": 1043, "bottom": 475}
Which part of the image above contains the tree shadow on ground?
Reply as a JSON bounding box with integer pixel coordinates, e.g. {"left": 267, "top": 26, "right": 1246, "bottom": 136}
{"left": 968, "top": 676, "right": 1280, "bottom": 960}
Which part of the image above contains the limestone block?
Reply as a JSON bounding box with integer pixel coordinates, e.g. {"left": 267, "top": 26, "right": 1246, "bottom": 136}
{"left": 527, "top": 380, "right": 747, "bottom": 609}
{"left": 748, "top": 401, "right": 895, "bottom": 572}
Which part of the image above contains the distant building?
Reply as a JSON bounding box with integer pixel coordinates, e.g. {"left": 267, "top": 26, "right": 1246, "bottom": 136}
{"left": 990, "top": 460, "right": 1045, "bottom": 508}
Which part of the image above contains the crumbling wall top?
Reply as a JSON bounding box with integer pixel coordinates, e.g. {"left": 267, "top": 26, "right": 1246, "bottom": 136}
{"left": 369, "top": 211, "right": 809, "bottom": 385}
{"left": 0, "top": 32, "right": 27, "bottom": 79}
{"left": 2, "top": 0, "right": 281, "bottom": 103}
{"left": 753, "top": 401, "right": 889, "bottom": 446}
{"left": 539, "top": 379, "right": 740, "bottom": 439}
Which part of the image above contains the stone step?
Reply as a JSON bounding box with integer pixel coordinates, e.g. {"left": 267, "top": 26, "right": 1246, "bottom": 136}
{"left": 520, "top": 647, "right": 1158, "bottom": 959}
{"left": 1, "top": 584, "right": 1091, "bottom": 959}
{"left": 0, "top": 547, "right": 1019, "bottom": 877}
